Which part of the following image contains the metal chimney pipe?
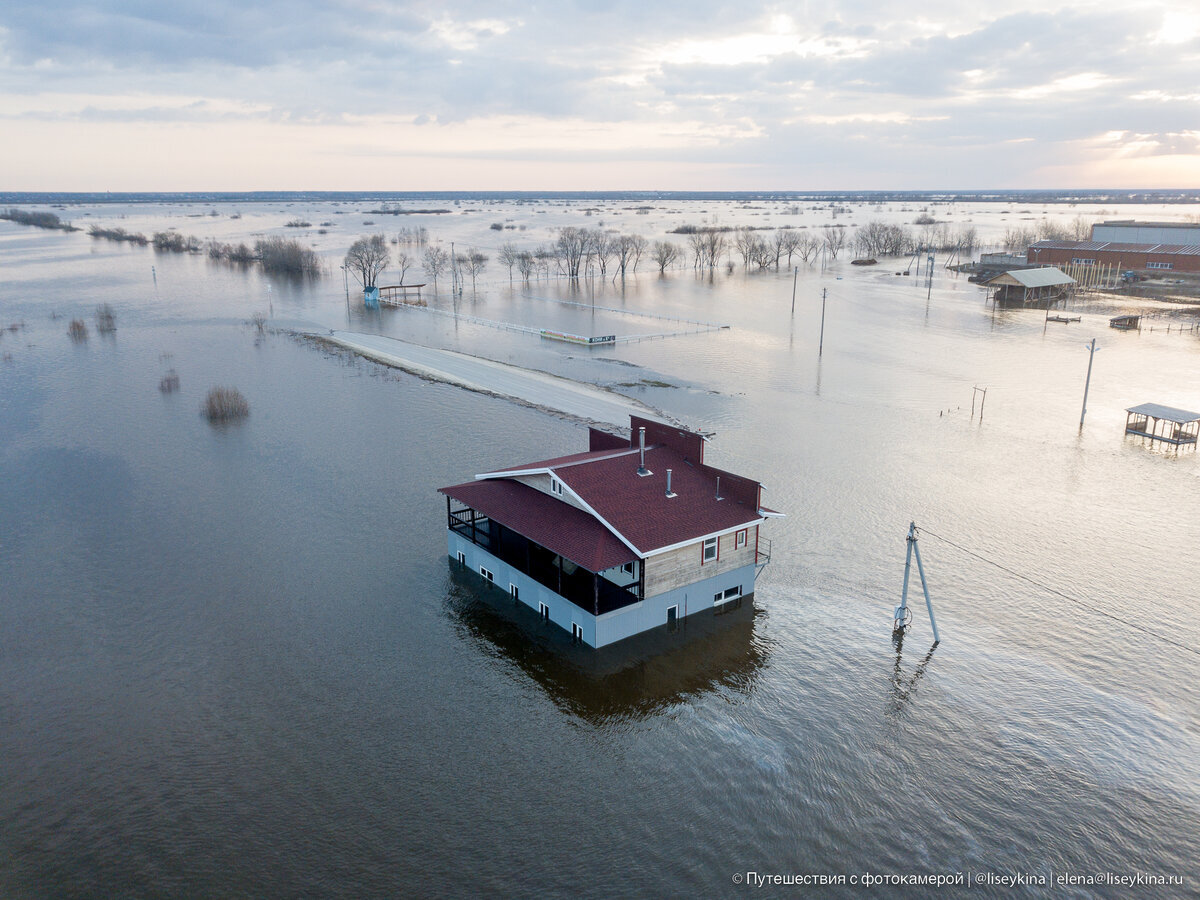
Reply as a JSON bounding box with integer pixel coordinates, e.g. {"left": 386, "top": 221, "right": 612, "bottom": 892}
{"left": 715, "top": 476, "right": 722, "bottom": 500}
{"left": 637, "top": 427, "right": 648, "bottom": 476}
{"left": 666, "top": 468, "right": 673, "bottom": 497}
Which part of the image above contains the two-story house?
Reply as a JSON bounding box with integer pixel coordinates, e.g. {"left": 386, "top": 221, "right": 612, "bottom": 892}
{"left": 439, "top": 416, "right": 779, "bottom": 648}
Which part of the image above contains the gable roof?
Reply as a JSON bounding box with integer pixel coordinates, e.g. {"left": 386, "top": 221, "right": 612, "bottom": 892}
{"left": 443, "top": 417, "right": 776, "bottom": 561}
{"left": 984, "top": 267, "right": 1075, "bottom": 289}
{"left": 554, "top": 445, "right": 763, "bottom": 555}
{"left": 440, "top": 479, "right": 636, "bottom": 572}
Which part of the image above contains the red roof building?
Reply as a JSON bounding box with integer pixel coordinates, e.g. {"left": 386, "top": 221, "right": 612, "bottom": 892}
{"left": 1027, "top": 240, "right": 1200, "bottom": 274}
{"left": 439, "top": 416, "right": 779, "bottom": 648}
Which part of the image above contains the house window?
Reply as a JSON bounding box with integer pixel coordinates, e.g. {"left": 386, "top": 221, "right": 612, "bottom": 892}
{"left": 702, "top": 537, "right": 718, "bottom": 563}
{"left": 1147, "top": 261, "right": 1173, "bottom": 270}
{"left": 735, "top": 529, "right": 747, "bottom": 549}
{"left": 539, "top": 602, "right": 550, "bottom": 622}
{"left": 714, "top": 595, "right": 743, "bottom": 615}
{"left": 622, "top": 561, "right": 636, "bottom": 576}
{"left": 1071, "top": 257, "right": 1097, "bottom": 265}
{"left": 479, "top": 566, "right": 494, "bottom": 583}
{"left": 550, "top": 477, "right": 564, "bottom": 496}
{"left": 509, "top": 583, "right": 519, "bottom": 602}
{"left": 713, "top": 586, "right": 741, "bottom": 604}
{"left": 571, "top": 622, "right": 583, "bottom": 642}
{"left": 456, "top": 551, "right": 466, "bottom": 565}
{"left": 666, "top": 605, "right": 679, "bottom": 632}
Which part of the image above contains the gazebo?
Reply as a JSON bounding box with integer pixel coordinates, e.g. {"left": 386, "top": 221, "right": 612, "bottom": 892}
{"left": 984, "top": 267, "right": 1075, "bottom": 306}
{"left": 1124, "top": 403, "right": 1200, "bottom": 446}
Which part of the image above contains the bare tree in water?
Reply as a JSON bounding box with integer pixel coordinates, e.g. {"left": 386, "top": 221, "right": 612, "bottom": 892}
{"left": 344, "top": 235, "right": 389, "bottom": 288}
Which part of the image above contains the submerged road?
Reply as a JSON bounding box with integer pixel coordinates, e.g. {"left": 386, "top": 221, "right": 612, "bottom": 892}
{"left": 319, "top": 330, "right": 667, "bottom": 430}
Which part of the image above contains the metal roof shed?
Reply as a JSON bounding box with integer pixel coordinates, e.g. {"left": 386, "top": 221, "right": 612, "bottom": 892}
{"left": 983, "top": 267, "right": 1075, "bottom": 306}
{"left": 1125, "top": 403, "right": 1200, "bottom": 447}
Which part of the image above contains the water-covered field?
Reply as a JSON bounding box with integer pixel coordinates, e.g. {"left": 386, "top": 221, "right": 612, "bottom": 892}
{"left": 2, "top": 196, "right": 1198, "bottom": 898}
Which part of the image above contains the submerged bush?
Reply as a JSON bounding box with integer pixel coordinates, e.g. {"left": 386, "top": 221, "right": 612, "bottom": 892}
{"left": 68, "top": 318, "right": 88, "bottom": 341}
{"left": 2, "top": 208, "right": 78, "bottom": 231}
{"left": 203, "top": 387, "right": 249, "bottom": 422}
{"left": 159, "top": 369, "right": 180, "bottom": 393}
{"left": 255, "top": 237, "right": 321, "bottom": 276}
{"left": 95, "top": 303, "right": 116, "bottom": 333}
{"left": 88, "top": 225, "right": 149, "bottom": 245}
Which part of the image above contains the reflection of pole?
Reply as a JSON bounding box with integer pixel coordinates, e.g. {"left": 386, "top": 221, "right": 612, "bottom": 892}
{"left": 1080, "top": 338, "right": 1098, "bottom": 428}
{"left": 818, "top": 288, "right": 827, "bottom": 356}
{"left": 791, "top": 266, "right": 798, "bottom": 314}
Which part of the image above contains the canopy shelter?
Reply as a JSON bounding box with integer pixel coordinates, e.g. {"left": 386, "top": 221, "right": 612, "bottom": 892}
{"left": 984, "top": 267, "right": 1075, "bottom": 306}
{"left": 1124, "top": 403, "right": 1200, "bottom": 446}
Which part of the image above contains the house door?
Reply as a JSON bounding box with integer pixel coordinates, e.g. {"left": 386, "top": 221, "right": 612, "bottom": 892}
{"left": 667, "top": 605, "right": 678, "bottom": 632}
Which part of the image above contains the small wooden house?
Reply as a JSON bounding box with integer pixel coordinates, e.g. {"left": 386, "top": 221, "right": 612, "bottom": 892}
{"left": 440, "top": 416, "right": 780, "bottom": 648}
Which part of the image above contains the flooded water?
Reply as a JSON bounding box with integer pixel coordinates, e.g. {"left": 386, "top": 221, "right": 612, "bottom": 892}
{"left": 2, "top": 197, "right": 1199, "bottom": 898}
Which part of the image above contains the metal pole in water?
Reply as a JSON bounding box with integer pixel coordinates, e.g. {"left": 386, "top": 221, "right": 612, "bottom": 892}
{"left": 1080, "top": 338, "right": 1099, "bottom": 428}
{"left": 791, "top": 266, "right": 798, "bottom": 315}
{"left": 911, "top": 533, "right": 940, "bottom": 644}
{"left": 895, "top": 522, "right": 915, "bottom": 632}
{"left": 819, "top": 288, "right": 827, "bottom": 356}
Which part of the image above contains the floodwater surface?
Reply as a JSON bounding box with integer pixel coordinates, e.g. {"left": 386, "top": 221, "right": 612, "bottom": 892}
{"left": 1, "top": 198, "right": 1199, "bottom": 898}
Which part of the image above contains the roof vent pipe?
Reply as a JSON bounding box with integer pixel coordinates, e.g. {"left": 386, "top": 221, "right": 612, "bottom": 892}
{"left": 666, "top": 468, "right": 675, "bottom": 498}
{"left": 715, "top": 476, "right": 723, "bottom": 501}
{"left": 637, "top": 427, "right": 649, "bottom": 476}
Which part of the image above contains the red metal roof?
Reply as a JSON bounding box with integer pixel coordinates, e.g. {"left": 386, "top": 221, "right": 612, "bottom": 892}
{"left": 442, "top": 418, "right": 772, "bottom": 560}
{"left": 1030, "top": 240, "right": 1200, "bottom": 256}
{"left": 481, "top": 446, "right": 637, "bottom": 476}
{"left": 439, "top": 479, "right": 636, "bottom": 573}
{"left": 556, "top": 446, "right": 762, "bottom": 554}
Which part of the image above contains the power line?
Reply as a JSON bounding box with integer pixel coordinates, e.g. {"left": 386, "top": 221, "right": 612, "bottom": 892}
{"left": 916, "top": 526, "right": 1200, "bottom": 660}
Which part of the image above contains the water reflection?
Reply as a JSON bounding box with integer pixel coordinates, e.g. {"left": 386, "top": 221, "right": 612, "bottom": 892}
{"left": 888, "top": 632, "right": 938, "bottom": 718}
{"left": 444, "top": 564, "right": 769, "bottom": 724}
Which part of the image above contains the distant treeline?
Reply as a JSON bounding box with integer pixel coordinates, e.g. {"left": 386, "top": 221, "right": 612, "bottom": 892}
{"left": 83, "top": 223, "right": 321, "bottom": 275}
{"left": 6, "top": 189, "right": 1200, "bottom": 205}
{"left": 1, "top": 208, "right": 79, "bottom": 231}
{"left": 668, "top": 223, "right": 776, "bottom": 234}
{"left": 365, "top": 205, "right": 452, "bottom": 215}
{"left": 88, "top": 225, "right": 149, "bottom": 245}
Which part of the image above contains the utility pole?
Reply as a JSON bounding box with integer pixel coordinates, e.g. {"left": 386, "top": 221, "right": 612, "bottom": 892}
{"left": 819, "top": 287, "right": 827, "bottom": 356}
{"left": 1080, "top": 338, "right": 1099, "bottom": 428}
{"left": 894, "top": 522, "right": 940, "bottom": 643}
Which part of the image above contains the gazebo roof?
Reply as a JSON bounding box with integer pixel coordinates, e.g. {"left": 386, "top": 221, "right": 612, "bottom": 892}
{"left": 984, "top": 267, "right": 1075, "bottom": 289}
{"left": 1125, "top": 403, "right": 1200, "bottom": 424}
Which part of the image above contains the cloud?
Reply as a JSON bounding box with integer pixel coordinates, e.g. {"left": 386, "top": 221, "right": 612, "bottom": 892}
{"left": 1, "top": 0, "right": 1199, "bottom": 187}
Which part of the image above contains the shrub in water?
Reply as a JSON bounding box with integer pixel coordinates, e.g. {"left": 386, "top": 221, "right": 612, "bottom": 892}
{"left": 203, "top": 387, "right": 249, "bottom": 422}
{"left": 68, "top": 318, "right": 88, "bottom": 341}
{"left": 95, "top": 303, "right": 116, "bottom": 333}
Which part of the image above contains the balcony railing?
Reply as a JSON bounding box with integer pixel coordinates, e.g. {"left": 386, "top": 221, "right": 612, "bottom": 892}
{"left": 450, "top": 507, "right": 640, "bottom": 615}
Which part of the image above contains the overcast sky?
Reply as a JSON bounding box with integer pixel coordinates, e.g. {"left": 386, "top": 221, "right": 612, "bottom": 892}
{"left": 2, "top": 1, "right": 1199, "bottom": 190}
